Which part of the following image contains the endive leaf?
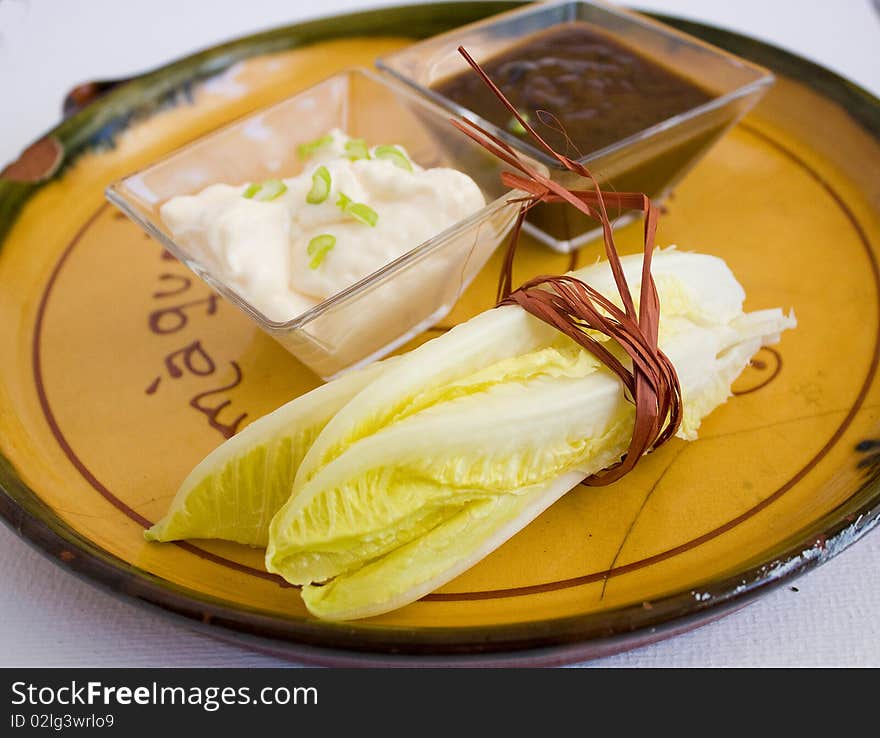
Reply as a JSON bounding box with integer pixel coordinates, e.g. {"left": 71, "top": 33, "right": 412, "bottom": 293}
{"left": 144, "top": 357, "right": 392, "bottom": 546}
{"left": 266, "top": 366, "right": 631, "bottom": 584}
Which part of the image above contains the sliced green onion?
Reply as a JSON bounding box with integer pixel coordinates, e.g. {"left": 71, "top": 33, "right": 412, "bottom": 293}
{"left": 344, "top": 138, "right": 370, "bottom": 161}
{"left": 507, "top": 111, "right": 531, "bottom": 136}
{"left": 243, "top": 179, "right": 288, "bottom": 201}
{"left": 336, "top": 191, "right": 378, "bottom": 227}
{"left": 297, "top": 134, "right": 334, "bottom": 160}
{"left": 374, "top": 145, "right": 413, "bottom": 172}
{"left": 307, "top": 233, "right": 335, "bottom": 256}
{"left": 346, "top": 202, "right": 378, "bottom": 227}
{"left": 307, "top": 234, "right": 336, "bottom": 269}
{"left": 256, "top": 179, "right": 287, "bottom": 201}
{"left": 306, "top": 165, "right": 331, "bottom": 204}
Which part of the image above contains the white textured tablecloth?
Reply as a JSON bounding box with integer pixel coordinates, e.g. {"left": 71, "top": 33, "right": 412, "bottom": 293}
{"left": 1, "top": 0, "right": 879, "bottom": 668}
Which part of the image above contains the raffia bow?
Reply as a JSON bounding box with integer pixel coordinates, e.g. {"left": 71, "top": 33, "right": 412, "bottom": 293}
{"left": 450, "top": 47, "right": 682, "bottom": 486}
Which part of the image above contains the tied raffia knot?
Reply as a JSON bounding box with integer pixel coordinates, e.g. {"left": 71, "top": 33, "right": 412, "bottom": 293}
{"left": 451, "top": 47, "right": 682, "bottom": 486}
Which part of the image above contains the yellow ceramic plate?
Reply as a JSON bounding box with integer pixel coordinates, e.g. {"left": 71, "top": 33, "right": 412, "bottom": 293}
{"left": 1, "top": 3, "right": 879, "bottom": 665}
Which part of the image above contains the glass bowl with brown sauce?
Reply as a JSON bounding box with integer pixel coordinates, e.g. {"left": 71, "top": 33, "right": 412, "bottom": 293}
{"left": 378, "top": 0, "right": 774, "bottom": 252}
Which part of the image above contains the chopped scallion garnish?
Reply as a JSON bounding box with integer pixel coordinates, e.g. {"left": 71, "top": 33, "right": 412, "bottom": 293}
{"left": 346, "top": 202, "right": 378, "bottom": 227}
{"left": 306, "top": 165, "right": 331, "bottom": 204}
{"left": 335, "top": 191, "right": 378, "bottom": 227}
{"left": 344, "top": 138, "right": 370, "bottom": 161}
{"left": 307, "top": 234, "right": 336, "bottom": 269}
{"left": 242, "top": 179, "right": 288, "bottom": 201}
{"left": 507, "top": 111, "right": 531, "bottom": 136}
{"left": 297, "top": 134, "right": 334, "bottom": 160}
{"left": 256, "top": 179, "right": 287, "bottom": 201}
{"left": 374, "top": 145, "right": 413, "bottom": 172}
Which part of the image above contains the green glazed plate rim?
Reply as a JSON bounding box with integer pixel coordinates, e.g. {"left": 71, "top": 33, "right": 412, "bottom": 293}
{"left": 1, "top": 2, "right": 879, "bottom": 666}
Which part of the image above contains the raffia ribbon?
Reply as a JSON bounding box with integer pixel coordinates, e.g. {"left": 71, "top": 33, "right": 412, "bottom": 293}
{"left": 450, "top": 47, "right": 682, "bottom": 486}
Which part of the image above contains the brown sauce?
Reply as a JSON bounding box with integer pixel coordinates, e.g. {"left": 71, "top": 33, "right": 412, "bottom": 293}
{"left": 434, "top": 22, "right": 714, "bottom": 157}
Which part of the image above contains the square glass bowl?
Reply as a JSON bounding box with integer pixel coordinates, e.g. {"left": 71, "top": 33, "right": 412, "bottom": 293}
{"left": 107, "top": 69, "right": 527, "bottom": 379}
{"left": 377, "top": 0, "right": 775, "bottom": 252}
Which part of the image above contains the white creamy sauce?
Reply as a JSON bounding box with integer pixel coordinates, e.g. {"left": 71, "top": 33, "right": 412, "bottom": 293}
{"left": 160, "top": 129, "right": 486, "bottom": 321}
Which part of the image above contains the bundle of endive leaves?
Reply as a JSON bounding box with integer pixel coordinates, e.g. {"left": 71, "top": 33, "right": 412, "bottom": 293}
{"left": 146, "top": 247, "right": 795, "bottom": 619}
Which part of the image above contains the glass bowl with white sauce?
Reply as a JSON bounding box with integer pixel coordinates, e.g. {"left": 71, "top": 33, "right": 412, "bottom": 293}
{"left": 107, "top": 69, "right": 530, "bottom": 379}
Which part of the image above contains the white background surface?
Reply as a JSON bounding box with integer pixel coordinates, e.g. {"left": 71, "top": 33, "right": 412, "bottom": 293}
{"left": 1, "top": 0, "right": 878, "bottom": 667}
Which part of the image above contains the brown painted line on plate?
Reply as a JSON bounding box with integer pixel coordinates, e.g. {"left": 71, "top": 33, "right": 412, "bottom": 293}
{"left": 425, "top": 122, "right": 880, "bottom": 601}
{"left": 30, "top": 203, "right": 286, "bottom": 586}
{"left": 28, "top": 123, "right": 879, "bottom": 605}
{"left": 732, "top": 346, "right": 783, "bottom": 396}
